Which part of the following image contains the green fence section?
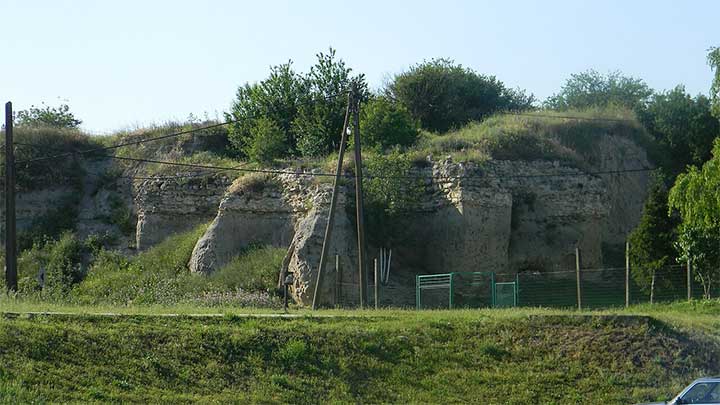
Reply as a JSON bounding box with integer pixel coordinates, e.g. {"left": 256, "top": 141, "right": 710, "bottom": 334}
{"left": 416, "top": 264, "right": 701, "bottom": 310}
{"left": 417, "top": 272, "right": 507, "bottom": 310}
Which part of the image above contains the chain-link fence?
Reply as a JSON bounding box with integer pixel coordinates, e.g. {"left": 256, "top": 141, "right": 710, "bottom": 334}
{"left": 415, "top": 264, "right": 709, "bottom": 310}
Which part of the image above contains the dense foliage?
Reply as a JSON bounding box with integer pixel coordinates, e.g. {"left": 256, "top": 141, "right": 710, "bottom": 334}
{"left": 638, "top": 86, "right": 719, "bottom": 176}
{"left": 13, "top": 103, "right": 82, "bottom": 129}
{"left": 363, "top": 150, "right": 423, "bottom": 245}
{"left": 359, "top": 96, "right": 418, "bottom": 150}
{"left": 709, "top": 47, "right": 720, "bottom": 119}
{"left": 668, "top": 139, "right": 720, "bottom": 298}
{"left": 628, "top": 176, "right": 679, "bottom": 301}
{"left": 545, "top": 70, "right": 653, "bottom": 111}
{"left": 387, "top": 58, "right": 534, "bottom": 133}
{"left": 227, "top": 49, "right": 367, "bottom": 161}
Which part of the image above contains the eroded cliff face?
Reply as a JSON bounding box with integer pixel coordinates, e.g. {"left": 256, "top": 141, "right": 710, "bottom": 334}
{"left": 127, "top": 133, "right": 650, "bottom": 307}
{"left": 133, "top": 175, "right": 232, "bottom": 250}
{"left": 177, "top": 157, "right": 618, "bottom": 306}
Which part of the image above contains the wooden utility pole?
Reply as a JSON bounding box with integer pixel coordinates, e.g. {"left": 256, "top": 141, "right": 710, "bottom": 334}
{"left": 687, "top": 258, "right": 692, "bottom": 301}
{"left": 311, "top": 93, "right": 353, "bottom": 310}
{"left": 4, "top": 102, "right": 17, "bottom": 292}
{"left": 374, "top": 258, "right": 379, "bottom": 310}
{"left": 625, "top": 240, "right": 630, "bottom": 308}
{"left": 575, "top": 247, "right": 582, "bottom": 311}
{"left": 352, "top": 85, "right": 368, "bottom": 308}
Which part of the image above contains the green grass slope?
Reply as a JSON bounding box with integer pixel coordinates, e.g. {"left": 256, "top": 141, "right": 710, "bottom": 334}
{"left": 0, "top": 310, "right": 716, "bottom": 404}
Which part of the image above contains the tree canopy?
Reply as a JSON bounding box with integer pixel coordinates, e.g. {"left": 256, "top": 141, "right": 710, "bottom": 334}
{"left": 545, "top": 70, "right": 653, "bottom": 111}
{"left": 386, "top": 58, "right": 534, "bottom": 133}
{"left": 709, "top": 47, "right": 720, "bottom": 119}
{"left": 14, "top": 103, "right": 82, "bottom": 129}
{"left": 638, "top": 86, "right": 720, "bottom": 176}
{"left": 226, "top": 49, "right": 366, "bottom": 161}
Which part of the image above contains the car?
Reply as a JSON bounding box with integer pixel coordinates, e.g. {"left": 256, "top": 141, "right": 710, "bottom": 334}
{"left": 638, "top": 377, "right": 720, "bottom": 405}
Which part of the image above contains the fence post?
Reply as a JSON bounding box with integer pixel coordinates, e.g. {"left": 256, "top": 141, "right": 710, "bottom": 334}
{"left": 625, "top": 240, "right": 630, "bottom": 308}
{"left": 335, "top": 255, "right": 341, "bottom": 306}
{"left": 415, "top": 274, "right": 420, "bottom": 310}
{"left": 491, "top": 272, "right": 496, "bottom": 308}
{"left": 374, "top": 258, "right": 379, "bottom": 310}
{"left": 449, "top": 273, "right": 454, "bottom": 309}
{"left": 575, "top": 247, "right": 582, "bottom": 311}
{"left": 687, "top": 258, "right": 692, "bottom": 301}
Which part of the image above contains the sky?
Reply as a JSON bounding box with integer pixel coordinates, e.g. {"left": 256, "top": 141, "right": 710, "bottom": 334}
{"left": 1, "top": 0, "right": 719, "bottom": 134}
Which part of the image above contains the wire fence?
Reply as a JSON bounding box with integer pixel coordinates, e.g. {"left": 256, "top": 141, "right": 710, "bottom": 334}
{"left": 409, "top": 264, "right": 712, "bottom": 310}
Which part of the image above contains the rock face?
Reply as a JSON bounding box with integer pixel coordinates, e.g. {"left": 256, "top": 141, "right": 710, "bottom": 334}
{"left": 133, "top": 175, "right": 232, "bottom": 250}
{"left": 145, "top": 133, "right": 651, "bottom": 307}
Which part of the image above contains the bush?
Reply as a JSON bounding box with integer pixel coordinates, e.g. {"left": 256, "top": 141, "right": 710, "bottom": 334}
{"left": 360, "top": 97, "right": 418, "bottom": 150}
{"left": 14, "top": 102, "right": 82, "bottom": 129}
{"left": 228, "top": 48, "right": 367, "bottom": 159}
{"left": 17, "top": 233, "right": 88, "bottom": 296}
{"left": 387, "top": 58, "right": 534, "bottom": 133}
{"left": 544, "top": 70, "right": 653, "bottom": 111}
{"left": 242, "top": 117, "right": 288, "bottom": 163}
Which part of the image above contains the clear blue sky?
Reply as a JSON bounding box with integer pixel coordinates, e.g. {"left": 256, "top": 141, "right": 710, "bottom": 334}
{"left": 2, "top": 0, "right": 719, "bottom": 133}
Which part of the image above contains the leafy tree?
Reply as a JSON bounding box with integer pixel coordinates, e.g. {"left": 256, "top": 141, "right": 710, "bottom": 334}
{"left": 363, "top": 149, "right": 423, "bottom": 246}
{"left": 226, "top": 62, "right": 305, "bottom": 156}
{"left": 628, "top": 175, "right": 679, "bottom": 302}
{"left": 242, "top": 117, "right": 287, "bottom": 164}
{"left": 668, "top": 139, "right": 720, "bottom": 298}
{"left": 227, "top": 49, "right": 366, "bottom": 159}
{"left": 14, "top": 103, "right": 82, "bottom": 129}
{"left": 387, "top": 58, "right": 534, "bottom": 133}
{"left": 293, "top": 49, "right": 367, "bottom": 157}
{"left": 709, "top": 46, "right": 720, "bottom": 119}
{"left": 638, "top": 86, "right": 719, "bottom": 176}
{"left": 359, "top": 96, "right": 418, "bottom": 150}
{"left": 545, "top": 70, "right": 653, "bottom": 111}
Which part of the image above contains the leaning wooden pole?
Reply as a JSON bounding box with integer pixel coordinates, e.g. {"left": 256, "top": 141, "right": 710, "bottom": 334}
{"left": 311, "top": 92, "right": 353, "bottom": 310}
{"left": 4, "top": 102, "right": 17, "bottom": 293}
{"left": 352, "top": 87, "right": 368, "bottom": 308}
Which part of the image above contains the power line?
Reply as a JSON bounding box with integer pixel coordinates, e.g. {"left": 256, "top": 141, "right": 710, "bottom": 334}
{"left": 95, "top": 153, "right": 655, "bottom": 181}
{"left": 16, "top": 90, "right": 349, "bottom": 165}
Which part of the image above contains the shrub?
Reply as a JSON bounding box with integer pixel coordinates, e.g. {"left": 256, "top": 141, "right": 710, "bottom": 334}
{"left": 17, "top": 232, "right": 88, "bottom": 296}
{"left": 360, "top": 97, "right": 418, "bottom": 150}
{"left": 387, "top": 58, "right": 534, "bottom": 133}
{"left": 242, "top": 117, "right": 288, "bottom": 164}
{"left": 14, "top": 102, "right": 82, "bottom": 129}
{"left": 544, "top": 70, "right": 653, "bottom": 111}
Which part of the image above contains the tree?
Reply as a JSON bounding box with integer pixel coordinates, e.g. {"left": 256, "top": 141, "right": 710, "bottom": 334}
{"left": 242, "top": 117, "right": 287, "bottom": 164}
{"left": 638, "top": 85, "right": 719, "bottom": 176}
{"left": 545, "top": 70, "right": 653, "bottom": 111}
{"left": 709, "top": 47, "right": 720, "bottom": 119}
{"left": 359, "top": 96, "right": 418, "bottom": 150}
{"left": 387, "top": 58, "right": 534, "bottom": 133}
{"left": 293, "top": 49, "right": 367, "bottom": 157}
{"left": 14, "top": 103, "right": 82, "bottom": 129}
{"left": 227, "top": 49, "right": 366, "bottom": 159}
{"left": 226, "top": 61, "right": 305, "bottom": 157}
{"left": 363, "top": 149, "right": 423, "bottom": 246}
{"left": 668, "top": 139, "right": 720, "bottom": 298}
{"left": 628, "top": 175, "right": 679, "bottom": 303}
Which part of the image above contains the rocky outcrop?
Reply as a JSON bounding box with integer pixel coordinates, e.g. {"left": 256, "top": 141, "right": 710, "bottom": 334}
{"left": 185, "top": 157, "right": 621, "bottom": 306}
{"left": 133, "top": 175, "right": 232, "bottom": 250}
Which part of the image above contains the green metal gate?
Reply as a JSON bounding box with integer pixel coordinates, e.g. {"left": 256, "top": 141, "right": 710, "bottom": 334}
{"left": 494, "top": 281, "right": 518, "bottom": 308}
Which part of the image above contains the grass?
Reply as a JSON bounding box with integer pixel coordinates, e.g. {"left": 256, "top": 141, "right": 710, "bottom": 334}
{"left": 0, "top": 305, "right": 717, "bottom": 403}
{"left": 412, "top": 107, "right": 653, "bottom": 166}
